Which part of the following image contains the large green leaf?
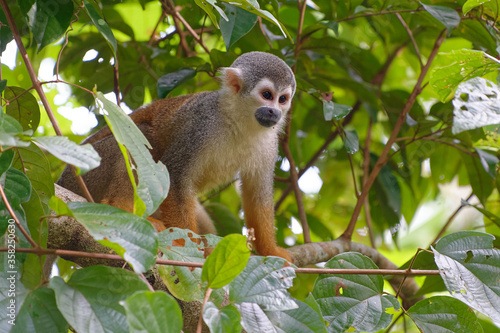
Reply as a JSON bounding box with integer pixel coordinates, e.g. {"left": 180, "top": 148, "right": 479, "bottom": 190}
{"left": 51, "top": 201, "right": 158, "bottom": 273}
{"left": 0, "top": 112, "right": 31, "bottom": 148}
{"left": 230, "top": 256, "right": 297, "bottom": 309}
{"left": 462, "top": 151, "right": 494, "bottom": 205}
{"left": 312, "top": 252, "right": 401, "bottom": 332}
{"left": 430, "top": 50, "right": 500, "bottom": 102}
{"left": 157, "top": 228, "right": 222, "bottom": 302}
{"left": 203, "top": 303, "right": 242, "bottom": 333}
{"left": 220, "top": 4, "right": 258, "bottom": 51}
{"left": 13, "top": 144, "right": 54, "bottom": 215}
{"left": 323, "top": 101, "right": 352, "bottom": 121}
{"left": 12, "top": 286, "right": 68, "bottom": 333}
{"left": 194, "top": 0, "right": 228, "bottom": 29}
{"left": 202, "top": 234, "right": 250, "bottom": 289}
{"left": 452, "top": 77, "right": 500, "bottom": 134}
{"left": 220, "top": 0, "right": 291, "bottom": 39}
{"left": 33, "top": 136, "right": 100, "bottom": 175}
{"left": 408, "top": 296, "right": 482, "bottom": 333}
{"left": 204, "top": 202, "right": 243, "bottom": 236}
{"left": 20, "top": 0, "right": 74, "bottom": 51}
{"left": 0, "top": 10, "right": 13, "bottom": 53}
{"left": 266, "top": 299, "right": 328, "bottom": 333}
{"left": 83, "top": 0, "right": 117, "bottom": 56}
{"left": 433, "top": 231, "right": 500, "bottom": 324}
{"left": 96, "top": 92, "right": 169, "bottom": 218}
{"left": 49, "top": 266, "right": 150, "bottom": 333}
{"left": 156, "top": 68, "right": 197, "bottom": 99}
{"left": 4, "top": 86, "right": 40, "bottom": 131}
{"left": 421, "top": 3, "right": 461, "bottom": 34}
{"left": 121, "top": 291, "right": 183, "bottom": 333}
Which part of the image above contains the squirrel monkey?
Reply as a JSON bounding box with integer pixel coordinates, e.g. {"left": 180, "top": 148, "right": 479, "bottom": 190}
{"left": 58, "top": 52, "right": 296, "bottom": 261}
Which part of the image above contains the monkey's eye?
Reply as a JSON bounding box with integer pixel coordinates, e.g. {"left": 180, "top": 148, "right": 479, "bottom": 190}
{"left": 279, "top": 95, "right": 287, "bottom": 104}
{"left": 262, "top": 91, "right": 273, "bottom": 100}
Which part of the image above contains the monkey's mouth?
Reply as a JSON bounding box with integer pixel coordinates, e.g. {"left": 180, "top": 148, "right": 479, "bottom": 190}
{"left": 255, "top": 107, "right": 282, "bottom": 127}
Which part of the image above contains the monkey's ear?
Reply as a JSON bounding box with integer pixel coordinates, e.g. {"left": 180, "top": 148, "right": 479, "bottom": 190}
{"left": 220, "top": 67, "right": 243, "bottom": 94}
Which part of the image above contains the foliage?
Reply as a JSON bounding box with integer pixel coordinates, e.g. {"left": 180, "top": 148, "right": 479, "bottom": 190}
{"left": 1, "top": 0, "right": 500, "bottom": 332}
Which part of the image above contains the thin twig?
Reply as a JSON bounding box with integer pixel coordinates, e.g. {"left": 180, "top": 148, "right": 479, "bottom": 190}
{"left": 197, "top": 288, "right": 212, "bottom": 333}
{"left": 396, "top": 12, "right": 423, "bottom": 68}
{"left": 175, "top": 12, "right": 210, "bottom": 54}
{"left": 0, "top": 183, "right": 38, "bottom": 248}
{"left": 336, "top": 8, "right": 425, "bottom": 23}
{"left": 0, "top": 247, "right": 440, "bottom": 275}
{"left": 431, "top": 192, "right": 474, "bottom": 245}
{"left": 341, "top": 30, "right": 446, "bottom": 240}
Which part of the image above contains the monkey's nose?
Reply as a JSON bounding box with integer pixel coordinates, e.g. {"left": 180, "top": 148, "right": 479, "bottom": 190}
{"left": 255, "top": 107, "right": 282, "bottom": 127}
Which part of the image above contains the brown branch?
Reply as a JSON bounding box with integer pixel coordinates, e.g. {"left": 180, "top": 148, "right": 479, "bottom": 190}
{"left": 0, "top": 0, "right": 95, "bottom": 203}
{"left": 174, "top": 12, "right": 210, "bottom": 54}
{"left": 341, "top": 30, "right": 447, "bottom": 240}
{"left": 0, "top": 183, "right": 38, "bottom": 248}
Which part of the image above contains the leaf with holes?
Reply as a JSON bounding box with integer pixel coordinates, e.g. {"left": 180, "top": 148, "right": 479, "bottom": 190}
{"left": 430, "top": 50, "right": 500, "bottom": 102}
{"left": 432, "top": 231, "right": 500, "bottom": 325}
{"left": 452, "top": 77, "right": 500, "bottom": 134}
{"left": 312, "top": 252, "right": 401, "bottom": 332}
{"left": 157, "top": 228, "right": 223, "bottom": 302}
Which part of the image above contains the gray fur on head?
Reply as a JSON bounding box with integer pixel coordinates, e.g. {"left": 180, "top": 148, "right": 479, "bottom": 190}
{"left": 230, "top": 52, "right": 296, "bottom": 96}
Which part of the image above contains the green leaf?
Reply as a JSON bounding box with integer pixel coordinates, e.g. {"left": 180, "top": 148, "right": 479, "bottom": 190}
{"left": 229, "top": 256, "right": 297, "bottom": 311}
{"left": 0, "top": 271, "right": 29, "bottom": 331}
{"left": 4, "top": 86, "right": 40, "bottom": 131}
{"left": 408, "top": 296, "right": 482, "bottom": 333}
{"left": 1, "top": 168, "right": 31, "bottom": 207}
{"left": 203, "top": 303, "right": 242, "bottom": 333}
{"left": 57, "top": 202, "right": 158, "bottom": 273}
{"left": 13, "top": 144, "right": 54, "bottom": 215}
{"left": 220, "top": 4, "right": 258, "bottom": 51}
{"left": 0, "top": 80, "right": 7, "bottom": 94}
{"left": 121, "top": 291, "right": 183, "bottom": 333}
{"left": 323, "top": 101, "right": 352, "bottom": 121}
{"left": 83, "top": 0, "right": 117, "bottom": 56}
{"left": 49, "top": 266, "right": 150, "bottom": 333}
{"left": 204, "top": 202, "right": 243, "bottom": 236}
{"left": 194, "top": 0, "right": 228, "bottom": 29}
{"left": 0, "top": 10, "right": 13, "bottom": 53}
{"left": 343, "top": 130, "right": 359, "bottom": 154}
{"left": 157, "top": 68, "right": 197, "bottom": 99}
{"left": 266, "top": 299, "right": 328, "bottom": 333}
{"left": 430, "top": 50, "right": 500, "bottom": 102}
{"left": 157, "top": 228, "right": 222, "bottom": 302}
{"left": 462, "top": 151, "right": 494, "bottom": 205}
{"left": 202, "top": 234, "right": 250, "bottom": 289}
{"left": 433, "top": 231, "right": 500, "bottom": 324}
{"left": 312, "top": 252, "right": 401, "bottom": 332}
{"left": 475, "top": 148, "right": 499, "bottom": 178}
{"left": 96, "top": 92, "right": 169, "bottom": 217}
{"left": 12, "top": 287, "right": 68, "bottom": 333}
{"left": 463, "top": 0, "right": 491, "bottom": 14}
{"left": 33, "top": 136, "right": 101, "bottom": 175}
{"left": 21, "top": 0, "right": 74, "bottom": 51}
{"left": 452, "top": 77, "right": 500, "bottom": 134}
{"left": 0, "top": 150, "right": 14, "bottom": 177}
{"left": 0, "top": 112, "right": 32, "bottom": 147}
{"left": 220, "top": 0, "right": 291, "bottom": 40}
{"left": 48, "top": 196, "right": 74, "bottom": 217}
{"left": 421, "top": 3, "right": 460, "bottom": 34}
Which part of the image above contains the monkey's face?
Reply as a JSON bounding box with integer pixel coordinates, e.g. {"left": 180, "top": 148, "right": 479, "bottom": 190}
{"left": 251, "top": 78, "right": 294, "bottom": 128}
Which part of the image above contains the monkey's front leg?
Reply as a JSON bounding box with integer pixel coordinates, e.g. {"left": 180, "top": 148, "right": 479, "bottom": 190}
{"left": 240, "top": 173, "right": 293, "bottom": 262}
{"left": 156, "top": 188, "right": 199, "bottom": 233}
